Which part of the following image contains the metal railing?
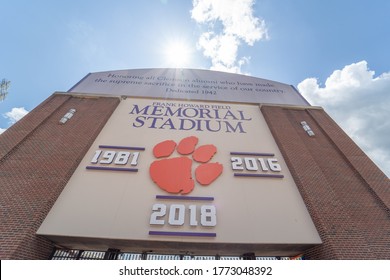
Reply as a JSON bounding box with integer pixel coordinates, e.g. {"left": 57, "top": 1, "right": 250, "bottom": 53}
{"left": 50, "top": 248, "right": 303, "bottom": 260}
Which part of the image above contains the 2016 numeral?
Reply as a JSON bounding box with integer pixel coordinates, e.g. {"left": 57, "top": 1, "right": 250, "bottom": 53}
{"left": 231, "top": 157, "right": 281, "bottom": 172}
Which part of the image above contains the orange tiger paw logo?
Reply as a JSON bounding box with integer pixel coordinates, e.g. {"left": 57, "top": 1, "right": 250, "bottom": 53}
{"left": 149, "top": 136, "right": 223, "bottom": 194}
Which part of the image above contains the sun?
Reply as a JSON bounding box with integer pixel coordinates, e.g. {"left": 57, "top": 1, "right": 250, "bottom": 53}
{"left": 164, "top": 39, "right": 192, "bottom": 68}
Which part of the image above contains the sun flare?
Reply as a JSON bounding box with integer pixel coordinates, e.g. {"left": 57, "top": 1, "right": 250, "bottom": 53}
{"left": 164, "top": 39, "right": 192, "bottom": 68}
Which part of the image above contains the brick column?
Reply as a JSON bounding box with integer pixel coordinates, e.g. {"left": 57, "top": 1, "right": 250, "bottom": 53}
{"left": 0, "top": 94, "right": 120, "bottom": 259}
{"left": 261, "top": 106, "right": 390, "bottom": 259}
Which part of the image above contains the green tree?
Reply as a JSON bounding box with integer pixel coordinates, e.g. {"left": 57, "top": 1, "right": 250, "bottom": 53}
{"left": 1, "top": 79, "right": 11, "bottom": 101}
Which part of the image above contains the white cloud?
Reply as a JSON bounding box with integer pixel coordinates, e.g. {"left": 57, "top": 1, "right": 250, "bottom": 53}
{"left": 298, "top": 61, "right": 390, "bottom": 177}
{"left": 3, "top": 107, "right": 29, "bottom": 124}
{"left": 191, "top": 0, "right": 268, "bottom": 73}
{"left": 0, "top": 128, "right": 6, "bottom": 134}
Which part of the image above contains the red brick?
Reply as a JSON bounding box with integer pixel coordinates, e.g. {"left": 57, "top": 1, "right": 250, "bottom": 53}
{"left": 261, "top": 106, "right": 390, "bottom": 259}
{"left": 0, "top": 94, "right": 119, "bottom": 259}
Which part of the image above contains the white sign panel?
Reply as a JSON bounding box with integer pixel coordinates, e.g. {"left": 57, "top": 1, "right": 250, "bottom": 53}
{"left": 68, "top": 68, "right": 309, "bottom": 106}
{"left": 38, "top": 98, "right": 320, "bottom": 256}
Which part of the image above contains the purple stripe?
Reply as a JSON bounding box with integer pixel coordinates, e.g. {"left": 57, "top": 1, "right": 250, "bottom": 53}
{"left": 230, "top": 152, "right": 275, "bottom": 156}
{"left": 149, "top": 231, "right": 216, "bottom": 237}
{"left": 156, "top": 195, "right": 214, "bottom": 201}
{"left": 98, "top": 145, "right": 145, "bottom": 151}
{"left": 86, "top": 166, "right": 138, "bottom": 172}
{"left": 234, "top": 173, "right": 284, "bottom": 178}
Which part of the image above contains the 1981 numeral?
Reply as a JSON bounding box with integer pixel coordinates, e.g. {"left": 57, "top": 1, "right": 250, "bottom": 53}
{"left": 91, "top": 150, "right": 139, "bottom": 166}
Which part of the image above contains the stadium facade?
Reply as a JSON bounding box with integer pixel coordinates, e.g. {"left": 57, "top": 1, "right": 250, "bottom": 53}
{"left": 1, "top": 68, "right": 389, "bottom": 260}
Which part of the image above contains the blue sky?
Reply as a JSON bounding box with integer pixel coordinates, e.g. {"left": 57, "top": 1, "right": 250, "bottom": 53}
{"left": 1, "top": 0, "right": 389, "bottom": 177}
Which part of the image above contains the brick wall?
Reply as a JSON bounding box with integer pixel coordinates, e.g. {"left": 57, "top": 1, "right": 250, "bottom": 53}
{"left": 261, "top": 106, "right": 390, "bottom": 259}
{"left": 0, "top": 94, "right": 120, "bottom": 259}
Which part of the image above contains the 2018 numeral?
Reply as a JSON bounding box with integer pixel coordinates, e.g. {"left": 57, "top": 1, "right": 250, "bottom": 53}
{"left": 150, "top": 204, "right": 217, "bottom": 227}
